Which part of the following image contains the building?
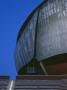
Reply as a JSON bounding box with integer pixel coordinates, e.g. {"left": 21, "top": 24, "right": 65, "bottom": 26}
{"left": 15, "top": 0, "right": 67, "bottom": 75}
{"left": 1, "top": 76, "right": 67, "bottom": 89}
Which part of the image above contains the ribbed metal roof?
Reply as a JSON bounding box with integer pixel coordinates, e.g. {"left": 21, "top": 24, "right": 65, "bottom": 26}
{"left": 17, "top": 0, "right": 48, "bottom": 42}
{"left": 15, "top": 0, "right": 67, "bottom": 72}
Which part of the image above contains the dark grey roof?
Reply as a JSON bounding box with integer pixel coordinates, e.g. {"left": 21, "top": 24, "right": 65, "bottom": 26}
{"left": 15, "top": 0, "right": 67, "bottom": 72}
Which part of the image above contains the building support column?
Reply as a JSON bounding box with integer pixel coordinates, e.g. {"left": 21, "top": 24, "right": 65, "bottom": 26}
{"left": 40, "top": 62, "right": 48, "bottom": 75}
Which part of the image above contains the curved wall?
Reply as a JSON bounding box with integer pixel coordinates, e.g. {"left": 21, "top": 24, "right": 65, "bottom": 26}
{"left": 15, "top": 12, "right": 38, "bottom": 71}
{"left": 15, "top": 0, "right": 67, "bottom": 72}
{"left": 36, "top": 0, "right": 67, "bottom": 61}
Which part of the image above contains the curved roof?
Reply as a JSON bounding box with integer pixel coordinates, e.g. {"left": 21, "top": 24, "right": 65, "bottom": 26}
{"left": 15, "top": 0, "right": 67, "bottom": 72}
{"left": 17, "top": 0, "right": 48, "bottom": 42}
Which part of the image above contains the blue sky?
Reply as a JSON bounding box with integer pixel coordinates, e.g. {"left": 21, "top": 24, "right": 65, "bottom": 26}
{"left": 0, "top": 0, "right": 43, "bottom": 79}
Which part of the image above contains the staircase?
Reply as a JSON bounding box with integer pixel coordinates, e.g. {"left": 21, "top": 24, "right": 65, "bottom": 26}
{"left": 0, "top": 76, "right": 10, "bottom": 90}
{"left": 14, "top": 75, "right": 67, "bottom": 90}
{"left": 0, "top": 75, "right": 67, "bottom": 90}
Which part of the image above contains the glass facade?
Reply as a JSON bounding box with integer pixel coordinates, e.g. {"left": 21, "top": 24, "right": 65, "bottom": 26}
{"left": 15, "top": 0, "right": 67, "bottom": 73}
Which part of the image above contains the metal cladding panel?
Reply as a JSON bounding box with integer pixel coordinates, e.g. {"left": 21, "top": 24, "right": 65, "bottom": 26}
{"left": 15, "top": 11, "right": 38, "bottom": 71}
{"left": 36, "top": 0, "right": 67, "bottom": 61}
{"left": 15, "top": 0, "right": 67, "bottom": 72}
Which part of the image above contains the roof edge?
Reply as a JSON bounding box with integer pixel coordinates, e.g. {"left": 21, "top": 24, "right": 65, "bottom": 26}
{"left": 17, "top": 0, "right": 48, "bottom": 43}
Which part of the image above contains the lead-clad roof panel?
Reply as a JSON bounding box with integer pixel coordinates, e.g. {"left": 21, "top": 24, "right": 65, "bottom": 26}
{"left": 36, "top": 0, "right": 67, "bottom": 61}
{"left": 17, "top": 0, "right": 48, "bottom": 42}
{"left": 15, "top": 0, "right": 67, "bottom": 72}
{"left": 15, "top": 11, "right": 38, "bottom": 71}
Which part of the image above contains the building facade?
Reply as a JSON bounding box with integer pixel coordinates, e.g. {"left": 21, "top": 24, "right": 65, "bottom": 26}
{"left": 15, "top": 0, "right": 67, "bottom": 75}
